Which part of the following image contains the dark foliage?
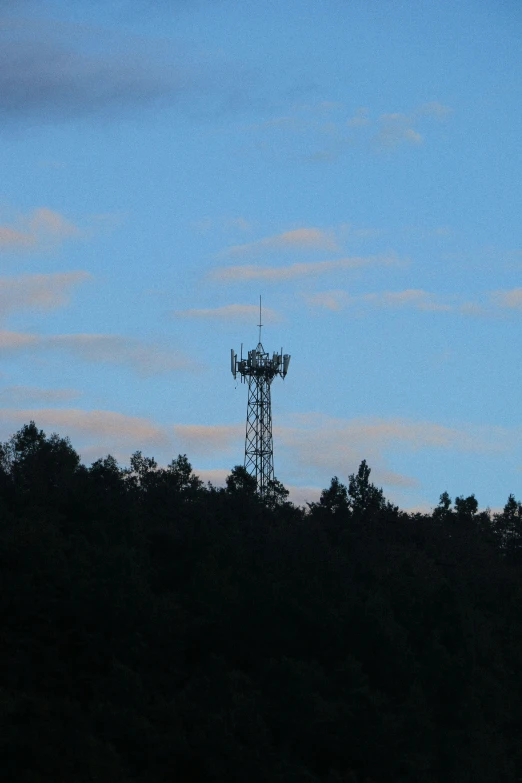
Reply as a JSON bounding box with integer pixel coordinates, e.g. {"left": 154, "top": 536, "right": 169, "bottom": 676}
{"left": 1, "top": 422, "right": 522, "bottom": 782}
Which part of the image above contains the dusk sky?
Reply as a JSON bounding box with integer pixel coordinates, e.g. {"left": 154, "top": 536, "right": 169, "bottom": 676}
{"left": 1, "top": 0, "right": 521, "bottom": 509}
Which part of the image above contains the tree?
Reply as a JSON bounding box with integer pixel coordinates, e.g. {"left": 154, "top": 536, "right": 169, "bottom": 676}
{"left": 1, "top": 421, "right": 80, "bottom": 504}
{"left": 166, "top": 454, "right": 203, "bottom": 494}
{"left": 129, "top": 450, "right": 158, "bottom": 485}
{"left": 264, "top": 477, "right": 291, "bottom": 510}
{"left": 454, "top": 494, "right": 478, "bottom": 522}
{"left": 89, "top": 454, "right": 124, "bottom": 490}
{"left": 348, "top": 461, "right": 385, "bottom": 518}
{"left": 493, "top": 494, "right": 522, "bottom": 561}
{"left": 433, "top": 491, "right": 452, "bottom": 521}
{"left": 226, "top": 465, "right": 257, "bottom": 495}
{"left": 317, "top": 476, "right": 349, "bottom": 514}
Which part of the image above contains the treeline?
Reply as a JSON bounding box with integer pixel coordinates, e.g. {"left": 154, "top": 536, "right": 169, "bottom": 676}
{"left": 1, "top": 421, "right": 522, "bottom": 782}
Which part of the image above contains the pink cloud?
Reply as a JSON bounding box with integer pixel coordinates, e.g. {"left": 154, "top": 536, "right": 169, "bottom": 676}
{"left": 276, "top": 413, "right": 513, "bottom": 494}
{"left": 492, "top": 288, "right": 522, "bottom": 309}
{"left": 304, "top": 290, "right": 349, "bottom": 311}
{"left": 306, "top": 288, "right": 451, "bottom": 312}
{"left": 174, "top": 423, "right": 243, "bottom": 455}
{"left": 210, "top": 254, "right": 401, "bottom": 283}
{"left": 0, "top": 226, "right": 35, "bottom": 249}
{"left": 0, "top": 385, "right": 80, "bottom": 405}
{"left": 0, "top": 329, "right": 198, "bottom": 376}
{"left": 219, "top": 227, "right": 339, "bottom": 258}
{"left": 0, "top": 271, "right": 91, "bottom": 320}
{"left": 0, "top": 330, "right": 39, "bottom": 350}
{"left": 0, "top": 208, "right": 80, "bottom": 252}
{"left": 48, "top": 334, "right": 198, "bottom": 376}
{"left": 0, "top": 408, "right": 169, "bottom": 452}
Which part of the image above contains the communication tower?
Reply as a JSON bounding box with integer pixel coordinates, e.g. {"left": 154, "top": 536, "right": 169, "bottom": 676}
{"left": 231, "top": 298, "right": 291, "bottom": 497}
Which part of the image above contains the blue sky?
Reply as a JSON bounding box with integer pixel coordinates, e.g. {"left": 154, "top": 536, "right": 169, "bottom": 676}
{"left": 1, "top": 0, "right": 521, "bottom": 509}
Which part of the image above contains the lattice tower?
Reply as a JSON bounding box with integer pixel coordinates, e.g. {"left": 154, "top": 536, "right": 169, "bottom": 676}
{"left": 231, "top": 299, "right": 290, "bottom": 496}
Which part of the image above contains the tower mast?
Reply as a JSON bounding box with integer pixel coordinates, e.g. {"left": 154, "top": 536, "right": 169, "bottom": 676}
{"left": 230, "top": 299, "right": 291, "bottom": 496}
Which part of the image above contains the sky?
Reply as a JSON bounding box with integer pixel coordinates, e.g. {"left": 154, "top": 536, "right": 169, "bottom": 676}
{"left": 0, "top": 0, "right": 521, "bottom": 510}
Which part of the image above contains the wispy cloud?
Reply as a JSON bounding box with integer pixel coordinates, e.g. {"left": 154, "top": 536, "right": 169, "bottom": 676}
{"left": 48, "top": 334, "right": 198, "bottom": 376}
{"left": 374, "top": 104, "right": 451, "bottom": 150}
{"left": 0, "top": 271, "right": 91, "bottom": 320}
{"left": 219, "top": 227, "right": 339, "bottom": 258}
{"left": 491, "top": 288, "right": 522, "bottom": 309}
{"left": 194, "top": 467, "right": 230, "bottom": 487}
{"left": 376, "top": 113, "right": 423, "bottom": 149}
{"left": 174, "top": 423, "right": 243, "bottom": 455}
{"left": 347, "top": 107, "right": 370, "bottom": 127}
{"left": 306, "top": 287, "right": 522, "bottom": 317}
{"left": 0, "top": 226, "right": 34, "bottom": 249}
{"left": 172, "top": 304, "right": 281, "bottom": 323}
{"left": 0, "top": 330, "right": 198, "bottom": 376}
{"left": 0, "top": 330, "right": 39, "bottom": 350}
{"left": 0, "top": 209, "right": 80, "bottom": 252}
{"left": 210, "top": 253, "right": 402, "bottom": 283}
{"left": 0, "top": 408, "right": 169, "bottom": 457}
{"left": 0, "top": 385, "right": 80, "bottom": 405}
{"left": 362, "top": 289, "right": 451, "bottom": 312}
{"left": 303, "top": 290, "right": 349, "bottom": 311}
{"left": 306, "top": 288, "right": 467, "bottom": 314}
{"left": 458, "top": 301, "right": 491, "bottom": 317}
{"left": 277, "top": 413, "right": 512, "bottom": 491}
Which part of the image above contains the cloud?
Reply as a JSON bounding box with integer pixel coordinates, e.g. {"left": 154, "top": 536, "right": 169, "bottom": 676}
{"left": 210, "top": 253, "right": 402, "bottom": 283}
{"left": 372, "top": 103, "right": 451, "bottom": 150}
{"left": 0, "top": 272, "right": 91, "bottom": 320}
{"left": 242, "top": 99, "right": 452, "bottom": 166}
{"left": 347, "top": 107, "right": 370, "bottom": 127}
{"left": 458, "top": 301, "right": 491, "bottom": 317}
{"left": 0, "top": 18, "right": 200, "bottom": 122}
{"left": 172, "top": 304, "right": 281, "bottom": 323}
{"left": 0, "top": 226, "right": 35, "bottom": 249}
{"left": 194, "top": 467, "right": 230, "bottom": 487}
{"left": 285, "top": 484, "right": 322, "bottom": 507}
{"left": 304, "top": 290, "right": 349, "bottom": 311}
{"left": 306, "top": 288, "right": 451, "bottom": 313}
{"left": 0, "top": 385, "right": 80, "bottom": 405}
{"left": 174, "top": 423, "right": 243, "bottom": 455}
{"left": 376, "top": 113, "right": 423, "bottom": 148}
{"left": 0, "top": 208, "right": 80, "bottom": 252}
{"left": 30, "top": 207, "right": 79, "bottom": 239}
{"left": 228, "top": 217, "right": 252, "bottom": 232}
{"left": 491, "top": 288, "right": 522, "bottom": 309}
{"left": 307, "top": 287, "right": 522, "bottom": 317}
{"left": 0, "top": 408, "right": 169, "bottom": 456}
{"left": 0, "top": 330, "right": 197, "bottom": 376}
{"left": 277, "top": 413, "right": 511, "bottom": 492}
{"left": 48, "top": 334, "right": 198, "bottom": 376}
{"left": 362, "top": 289, "right": 451, "bottom": 312}
{"left": 0, "top": 330, "right": 39, "bottom": 350}
{"left": 219, "top": 228, "right": 339, "bottom": 258}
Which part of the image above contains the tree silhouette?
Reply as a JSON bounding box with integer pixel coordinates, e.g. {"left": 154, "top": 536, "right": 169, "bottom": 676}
{"left": 0, "top": 422, "right": 521, "bottom": 782}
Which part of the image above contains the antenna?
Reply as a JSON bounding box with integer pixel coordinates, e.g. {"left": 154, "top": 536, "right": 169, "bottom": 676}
{"left": 258, "top": 294, "right": 262, "bottom": 344}
{"left": 230, "top": 298, "right": 291, "bottom": 498}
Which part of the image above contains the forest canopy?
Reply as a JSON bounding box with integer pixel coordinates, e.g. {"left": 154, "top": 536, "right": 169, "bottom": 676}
{"left": 1, "top": 421, "right": 522, "bottom": 782}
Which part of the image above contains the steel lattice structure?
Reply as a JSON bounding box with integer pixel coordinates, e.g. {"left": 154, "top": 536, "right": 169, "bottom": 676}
{"left": 231, "top": 303, "right": 290, "bottom": 497}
